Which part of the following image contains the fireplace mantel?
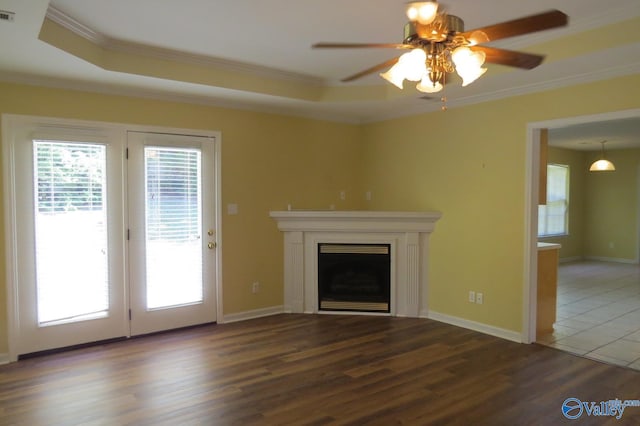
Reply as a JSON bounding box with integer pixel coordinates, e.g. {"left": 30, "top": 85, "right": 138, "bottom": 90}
{"left": 270, "top": 210, "right": 442, "bottom": 318}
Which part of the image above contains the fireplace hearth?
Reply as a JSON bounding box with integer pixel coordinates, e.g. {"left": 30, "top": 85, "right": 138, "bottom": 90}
{"left": 318, "top": 243, "right": 391, "bottom": 312}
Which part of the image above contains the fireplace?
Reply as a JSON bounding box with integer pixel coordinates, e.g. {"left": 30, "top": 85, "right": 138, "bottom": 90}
{"left": 318, "top": 243, "right": 391, "bottom": 313}
{"left": 270, "top": 210, "right": 441, "bottom": 317}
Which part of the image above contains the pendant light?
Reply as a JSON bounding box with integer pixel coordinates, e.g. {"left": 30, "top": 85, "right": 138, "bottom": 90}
{"left": 589, "top": 141, "right": 615, "bottom": 172}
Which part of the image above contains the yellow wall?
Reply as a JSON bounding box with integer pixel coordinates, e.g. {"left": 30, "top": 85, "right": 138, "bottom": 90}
{"left": 361, "top": 74, "right": 640, "bottom": 333}
{"left": 1, "top": 73, "right": 639, "bottom": 354}
{"left": 584, "top": 148, "right": 640, "bottom": 261}
{"left": 543, "top": 147, "right": 587, "bottom": 260}
{"left": 0, "top": 82, "right": 364, "bottom": 354}
{"left": 545, "top": 147, "right": 639, "bottom": 262}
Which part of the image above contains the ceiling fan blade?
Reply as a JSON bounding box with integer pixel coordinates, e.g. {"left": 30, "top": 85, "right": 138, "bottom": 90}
{"left": 313, "top": 42, "right": 410, "bottom": 49}
{"left": 462, "top": 10, "right": 568, "bottom": 45}
{"left": 473, "top": 46, "right": 544, "bottom": 69}
{"left": 342, "top": 57, "right": 401, "bottom": 82}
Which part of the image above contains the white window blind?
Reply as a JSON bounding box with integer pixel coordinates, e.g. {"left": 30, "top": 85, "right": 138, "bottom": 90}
{"left": 538, "top": 164, "right": 569, "bottom": 237}
{"left": 33, "top": 141, "right": 109, "bottom": 325}
{"left": 144, "top": 146, "right": 203, "bottom": 309}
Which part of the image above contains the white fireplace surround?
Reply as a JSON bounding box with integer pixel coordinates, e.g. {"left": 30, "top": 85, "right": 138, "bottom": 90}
{"left": 270, "top": 211, "right": 442, "bottom": 318}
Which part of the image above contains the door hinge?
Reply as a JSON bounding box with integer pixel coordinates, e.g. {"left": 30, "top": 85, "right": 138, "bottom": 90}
{"left": 126, "top": 147, "right": 129, "bottom": 159}
{"left": 128, "top": 309, "right": 132, "bottom": 321}
{"left": 127, "top": 229, "right": 130, "bottom": 240}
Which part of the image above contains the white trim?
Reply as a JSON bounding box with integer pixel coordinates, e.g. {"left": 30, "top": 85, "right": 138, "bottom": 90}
{"left": 45, "top": 5, "right": 107, "bottom": 45}
{"left": 427, "top": 311, "right": 522, "bottom": 343}
{"left": 583, "top": 256, "right": 638, "bottom": 265}
{"left": 221, "top": 306, "right": 285, "bottom": 324}
{"left": 521, "top": 127, "right": 541, "bottom": 344}
{"left": 45, "top": 6, "right": 324, "bottom": 87}
{"left": 214, "top": 130, "right": 224, "bottom": 325}
{"left": 533, "top": 109, "right": 640, "bottom": 131}
{"left": 3, "top": 114, "right": 22, "bottom": 362}
{"left": 0, "top": 353, "right": 10, "bottom": 365}
{"left": 2, "top": 55, "right": 639, "bottom": 126}
{"left": 364, "top": 61, "right": 640, "bottom": 123}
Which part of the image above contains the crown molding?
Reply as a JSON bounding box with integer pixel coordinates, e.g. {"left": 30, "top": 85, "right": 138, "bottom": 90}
{"left": 45, "top": 5, "right": 107, "bottom": 45}
{"left": 0, "top": 71, "right": 360, "bottom": 124}
{"left": 44, "top": 5, "right": 325, "bottom": 86}
{"left": 3, "top": 54, "right": 638, "bottom": 126}
{"left": 362, "top": 60, "right": 640, "bottom": 122}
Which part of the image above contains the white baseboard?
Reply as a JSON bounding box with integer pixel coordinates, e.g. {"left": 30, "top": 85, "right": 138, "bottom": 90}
{"left": 0, "top": 353, "right": 10, "bottom": 365}
{"left": 584, "top": 256, "right": 638, "bottom": 264}
{"left": 427, "top": 311, "right": 522, "bottom": 343}
{"left": 221, "top": 305, "right": 284, "bottom": 324}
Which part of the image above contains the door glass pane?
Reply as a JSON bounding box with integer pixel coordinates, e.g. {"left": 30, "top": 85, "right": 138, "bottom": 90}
{"left": 145, "top": 146, "right": 203, "bottom": 309}
{"left": 33, "top": 141, "right": 109, "bottom": 325}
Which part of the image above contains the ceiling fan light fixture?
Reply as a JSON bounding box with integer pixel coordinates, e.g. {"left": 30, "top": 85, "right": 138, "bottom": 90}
{"left": 380, "top": 65, "right": 405, "bottom": 89}
{"left": 400, "top": 48, "right": 427, "bottom": 81}
{"left": 416, "top": 73, "right": 443, "bottom": 93}
{"left": 451, "top": 46, "right": 487, "bottom": 86}
{"left": 451, "top": 46, "right": 485, "bottom": 68}
{"left": 406, "top": 1, "right": 439, "bottom": 25}
{"left": 313, "top": 8, "right": 569, "bottom": 97}
{"left": 457, "top": 65, "right": 487, "bottom": 86}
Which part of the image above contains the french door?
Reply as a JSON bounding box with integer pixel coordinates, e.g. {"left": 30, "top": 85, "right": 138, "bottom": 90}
{"left": 127, "top": 131, "right": 217, "bottom": 335}
{"left": 5, "top": 116, "right": 218, "bottom": 358}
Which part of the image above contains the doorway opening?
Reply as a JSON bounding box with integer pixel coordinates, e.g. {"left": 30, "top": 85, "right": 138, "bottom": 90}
{"left": 525, "top": 109, "right": 640, "bottom": 370}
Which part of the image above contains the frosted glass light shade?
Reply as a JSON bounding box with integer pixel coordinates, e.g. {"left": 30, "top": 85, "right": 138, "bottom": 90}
{"left": 380, "top": 64, "right": 405, "bottom": 89}
{"left": 416, "top": 73, "right": 443, "bottom": 93}
{"left": 401, "top": 49, "right": 427, "bottom": 81}
{"left": 589, "top": 159, "right": 616, "bottom": 171}
{"left": 406, "top": 2, "right": 438, "bottom": 25}
{"left": 457, "top": 66, "right": 487, "bottom": 86}
{"left": 452, "top": 46, "right": 487, "bottom": 86}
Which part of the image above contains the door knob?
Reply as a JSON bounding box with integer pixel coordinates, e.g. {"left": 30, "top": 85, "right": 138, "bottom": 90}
{"left": 208, "top": 242, "right": 216, "bottom": 249}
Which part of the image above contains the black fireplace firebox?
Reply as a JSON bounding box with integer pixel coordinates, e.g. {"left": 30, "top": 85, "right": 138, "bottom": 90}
{"left": 317, "top": 243, "right": 391, "bottom": 313}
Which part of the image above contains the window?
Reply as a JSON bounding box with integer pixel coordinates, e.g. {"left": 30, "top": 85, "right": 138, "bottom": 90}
{"left": 538, "top": 164, "right": 569, "bottom": 237}
{"left": 144, "top": 146, "right": 203, "bottom": 309}
{"left": 33, "top": 140, "right": 109, "bottom": 325}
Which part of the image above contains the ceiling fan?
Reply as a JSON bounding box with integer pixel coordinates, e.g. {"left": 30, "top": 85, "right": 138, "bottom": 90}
{"left": 313, "top": 2, "right": 568, "bottom": 95}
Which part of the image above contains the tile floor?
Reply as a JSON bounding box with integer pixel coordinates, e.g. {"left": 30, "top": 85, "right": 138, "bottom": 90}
{"left": 537, "top": 260, "right": 640, "bottom": 371}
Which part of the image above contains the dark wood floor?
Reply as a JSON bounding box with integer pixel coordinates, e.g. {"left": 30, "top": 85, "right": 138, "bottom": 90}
{"left": 1, "top": 314, "right": 640, "bottom": 425}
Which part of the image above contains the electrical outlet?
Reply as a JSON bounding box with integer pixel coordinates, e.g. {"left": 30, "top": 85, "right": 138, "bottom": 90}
{"left": 468, "top": 291, "right": 475, "bottom": 303}
{"left": 252, "top": 282, "right": 260, "bottom": 294}
{"left": 340, "top": 191, "right": 346, "bottom": 200}
{"left": 476, "top": 292, "right": 484, "bottom": 304}
{"left": 365, "top": 191, "right": 372, "bottom": 201}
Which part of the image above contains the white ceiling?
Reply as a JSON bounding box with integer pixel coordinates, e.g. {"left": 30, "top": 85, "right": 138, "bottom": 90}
{"left": 1, "top": 0, "right": 640, "bottom": 147}
{"left": 549, "top": 117, "right": 640, "bottom": 151}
